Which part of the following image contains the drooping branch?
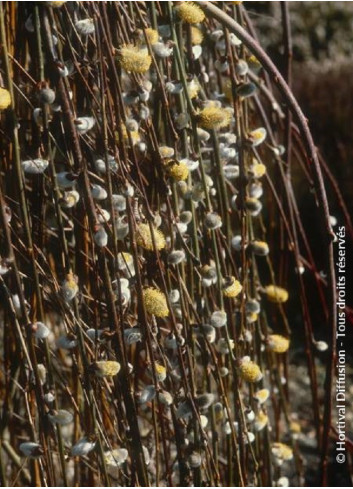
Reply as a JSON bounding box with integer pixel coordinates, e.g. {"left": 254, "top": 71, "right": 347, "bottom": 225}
{"left": 195, "top": 1, "right": 336, "bottom": 482}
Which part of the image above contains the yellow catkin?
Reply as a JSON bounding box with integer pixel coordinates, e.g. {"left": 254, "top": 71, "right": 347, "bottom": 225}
{"left": 159, "top": 146, "right": 174, "bottom": 158}
{"left": 254, "top": 388, "right": 270, "bottom": 404}
{"left": 254, "top": 411, "right": 268, "bottom": 431}
{"left": 265, "top": 285, "right": 289, "bottom": 304}
{"left": 223, "top": 276, "right": 242, "bottom": 298}
{"left": 136, "top": 223, "right": 166, "bottom": 251}
{"left": 116, "top": 125, "right": 141, "bottom": 145}
{"left": 251, "top": 240, "right": 269, "bottom": 255}
{"left": 239, "top": 359, "right": 263, "bottom": 383}
{"left": 290, "top": 421, "right": 301, "bottom": 434}
{"left": 145, "top": 28, "right": 159, "bottom": 45}
{"left": 187, "top": 79, "right": 201, "bottom": 99}
{"left": 143, "top": 288, "right": 169, "bottom": 317}
{"left": 92, "top": 361, "right": 121, "bottom": 377}
{"left": 118, "top": 45, "right": 151, "bottom": 73}
{"left": 62, "top": 272, "right": 78, "bottom": 299}
{"left": 268, "top": 334, "right": 290, "bottom": 353}
{"left": 271, "top": 442, "right": 293, "bottom": 461}
{"left": 0, "top": 88, "right": 11, "bottom": 110}
{"left": 117, "top": 252, "right": 133, "bottom": 269}
{"left": 197, "top": 106, "right": 232, "bottom": 130}
{"left": 46, "top": 1, "right": 66, "bottom": 7}
{"left": 248, "top": 127, "right": 267, "bottom": 146}
{"left": 167, "top": 161, "right": 189, "bottom": 182}
{"left": 176, "top": 2, "right": 205, "bottom": 24}
{"left": 129, "top": 131, "right": 140, "bottom": 145}
{"left": 251, "top": 161, "right": 266, "bottom": 178}
{"left": 154, "top": 363, "right": 167, "bottom": 382}
{"left": 248, "top": 54, "right": 262, "bottom": 71}
{"left": 246, "top": 311, "right": 258, "bottom": 323}
{"left": 191, "top": 26, "right": 204, "bottom": 45}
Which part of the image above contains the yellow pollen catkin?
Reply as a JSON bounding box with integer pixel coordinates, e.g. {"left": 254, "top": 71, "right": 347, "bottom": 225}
{"left": 176, "top": 2, "right": 205, "bottom": 24}
{"left": 92, "top": 361, "right": 121, "bottom": 377}
{"left": 265, "top": 285, "right": 289, "bottom": 303}
{"left": 191, "top": 26, "right": 204, "bottom": 45}
{"left": 187, "top": 79, "right": 201, "bottom": 99}
{"left": 254, "top": 388, "right": 270, "bottom": 404}
{"left": 143, "top": 287, "right": 169, "bottom": 318}
{"left": 154, "top": 362, "right": 167, "bottom": 381}
{"left": 223, "top": 277, "right": 242, "bottom": 298}
{"left": 167, "top": 162, "right": 189, "bottom": 181}
{"left": 271, "top": 442, "right": 293, "bottom": 461}
{"left": 248, "top": 127, "right": 267, "bottom": 146}
{"left": 136, "top": 223, "right": 166, "bottom": 251}
{"left": 254, "top": 411, "right": 268, "bottom": 431}
{"left": 0, "top": 88, "right": 11, "bottom": 110}
{"left": 116, "top": 125, "right": 141, "bottom": 145}
{"left": 290, "top": 421, "right": 301, "bottom": 434}
{"left": 46, "top": 1, "right": 66, "bottom": 7}
{"left": 268, "top": 334, "right": 290, "bottom": 353}
{"left": 63, "top": 272, "right": 78, "bottom": 294}
{"left": 197, "top": 106, "right": 232, "bottom": 130}
{"left": 118, "top": 45, "right": 151, "bottom": 74}
{"left": 248, "top": 54, "right": 262, "bottom": 71}
{"left": 159, "top": 146, "right": 174, "bottom": 158}
{"left": 251, "top": 162, "right": 266, "bottom": 178}
{"left": 117, "top": 252, "right": 133, "bottom": 269}
{"left": 246, "top": 312, "right": 258, "bottom": 323}
{"left": 239, "top": 360, "right": 263, "bottom": 383}
{"left": 145, "top": 28, "right": 159, "bottom": 45}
